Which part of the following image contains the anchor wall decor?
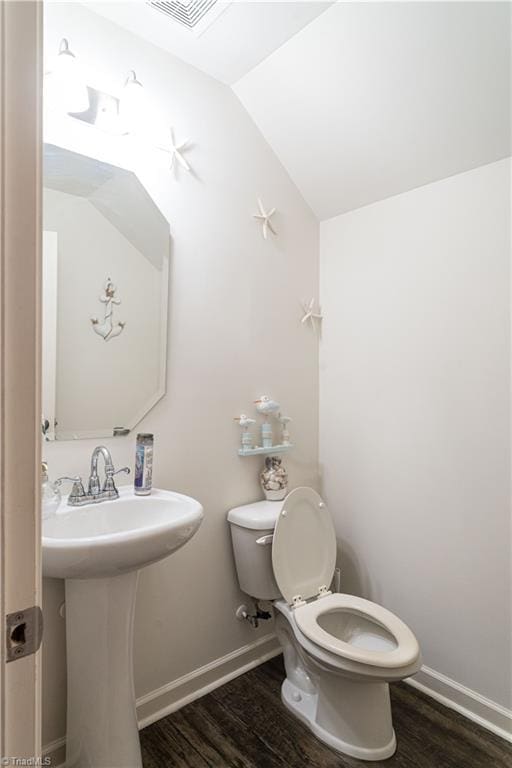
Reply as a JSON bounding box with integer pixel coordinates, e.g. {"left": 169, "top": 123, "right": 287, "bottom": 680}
{"left": 91, "top": 278, "right": 126, "bottom": 341}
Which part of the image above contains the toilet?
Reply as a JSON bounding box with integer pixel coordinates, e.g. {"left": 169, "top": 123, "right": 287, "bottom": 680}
{"left": 228, "top": 486, "right": 422, "bottom": 761}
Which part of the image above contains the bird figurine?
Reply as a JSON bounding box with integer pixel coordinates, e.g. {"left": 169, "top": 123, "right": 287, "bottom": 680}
{"left": 254, "top": 396, "right": 281, "bottom": 419}
{"left": 234, "top": 414, "right": 256, "bottom": 451}
{"left": 234, "top": 414, "right": 256, "bottom": 429}
{"left": 278, "top": 415, "right": 292, "bottom": 445}
{"left": 254, "top": 396, "right": 280, "bottom": 449}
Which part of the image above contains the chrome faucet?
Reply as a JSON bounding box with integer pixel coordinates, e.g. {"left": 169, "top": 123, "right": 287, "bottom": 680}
{"left": 55, "top": 446, "right": 130, "bottom": 507}
{"left": 88, "top": 445, "right": 115, "bottom": 496}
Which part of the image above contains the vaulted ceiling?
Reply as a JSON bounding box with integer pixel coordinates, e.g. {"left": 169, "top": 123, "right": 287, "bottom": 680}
{"left": 85, "top": 1, "right": 511, "bottom": 221}
{"left": 234, "top": 2, "right": 511, "bottom": 220}
{"left": 83, "top": 1, "right": 332, "bottom": 84}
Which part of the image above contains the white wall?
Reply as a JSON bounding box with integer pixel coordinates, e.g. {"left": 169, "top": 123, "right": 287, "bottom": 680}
{"left": 320, "top": 159, "right": 511, "bottom": 710}
{"left": 42, "top": 3, "right": 319, "bottom": 748}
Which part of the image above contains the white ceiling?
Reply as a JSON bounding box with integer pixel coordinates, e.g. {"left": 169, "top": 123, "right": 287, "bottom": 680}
{"left": 81, "top": 1, "right": 510, "bottom": 221}
{"left": 82, "top": 0, "right": 332, "bottom": 85}
{"left": 234, "top": 2, "right": 511, "bottom": 220}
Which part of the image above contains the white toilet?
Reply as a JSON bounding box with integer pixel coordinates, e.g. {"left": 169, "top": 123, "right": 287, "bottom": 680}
{"left": 228, "top": 486, "right": 422, "bottom": 761}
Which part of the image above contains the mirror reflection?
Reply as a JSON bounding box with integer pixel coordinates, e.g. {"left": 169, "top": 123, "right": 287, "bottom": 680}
{"left": 42, "top": 144, "right": 170, "bottom": 440}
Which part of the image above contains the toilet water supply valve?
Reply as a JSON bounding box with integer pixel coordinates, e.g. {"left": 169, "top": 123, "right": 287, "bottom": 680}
{"left": 236, "top": 567, "right": 341, "bottom": 629}
{"left": 236, "top": 602, "right": 272, "bottom": 629}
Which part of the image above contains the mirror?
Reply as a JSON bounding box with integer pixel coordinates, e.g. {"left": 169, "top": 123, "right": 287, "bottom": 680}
{"left": 42, "top": 144, "right": 170, "bottom": 440}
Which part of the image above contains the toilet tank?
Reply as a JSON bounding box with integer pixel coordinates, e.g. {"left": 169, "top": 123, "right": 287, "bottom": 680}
{"left": 227, "top": 500, "right": 283, "bottom": 600}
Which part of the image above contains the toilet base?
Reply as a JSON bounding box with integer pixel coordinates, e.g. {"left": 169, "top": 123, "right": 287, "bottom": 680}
{"left": 281, "top": 679, "right": 397, "bottom": 761}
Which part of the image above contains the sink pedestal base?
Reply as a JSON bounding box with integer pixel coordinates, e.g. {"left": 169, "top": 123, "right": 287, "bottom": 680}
{"left": 65, "top": 572, "right": 142, "bottom": 768}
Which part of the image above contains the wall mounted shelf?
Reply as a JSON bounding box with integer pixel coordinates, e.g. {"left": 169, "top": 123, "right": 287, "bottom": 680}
{"left": 238, "top": 444, "right": 293, "bottom": 457}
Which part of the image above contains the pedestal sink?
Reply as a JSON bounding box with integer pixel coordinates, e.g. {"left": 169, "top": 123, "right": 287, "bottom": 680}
{"left": 42, "top": 486, "right": 203, "bottom": 768}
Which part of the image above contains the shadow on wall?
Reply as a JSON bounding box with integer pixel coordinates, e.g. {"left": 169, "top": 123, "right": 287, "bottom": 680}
{"left": 336, "top": 538, "right": 377, "bottom": 603}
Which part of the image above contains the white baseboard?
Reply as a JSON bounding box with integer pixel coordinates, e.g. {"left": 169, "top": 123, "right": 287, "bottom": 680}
{"left": 136, "top": 632, "right": 281, "bottom": 728}
{"left": 43, "top": 641, "right": 511, "bottom": 766}
{"left": 44, "top": 633, "right": 281, "bottom": 766}
{"left": 406, "top": 665, "right": 512, "bottom": 743}
{"left": 43, "top": 735, "right": 66, "bottom": 767}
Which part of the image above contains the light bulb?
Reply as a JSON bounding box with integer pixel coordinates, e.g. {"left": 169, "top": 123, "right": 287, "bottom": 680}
{"left": 120, "top": 70, "right": 145, "bottom": 134}
{"left": 46, "top": 38, "right": 89, "bottom": 114}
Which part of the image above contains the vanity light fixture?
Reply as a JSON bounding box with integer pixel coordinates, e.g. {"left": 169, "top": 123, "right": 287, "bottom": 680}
{"left": 120, "top": 70, "right": 145, "bottom": 134}
{"left": 46, "top": 42, "right": 181, "bottom": 167}
{"left": 46, "top": 38, "right": 89, "bottom": 114}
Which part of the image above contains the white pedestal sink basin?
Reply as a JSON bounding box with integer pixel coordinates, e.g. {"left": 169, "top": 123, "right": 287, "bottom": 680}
{"left": 42, "top": 487, "right": 203, "bottom": 768}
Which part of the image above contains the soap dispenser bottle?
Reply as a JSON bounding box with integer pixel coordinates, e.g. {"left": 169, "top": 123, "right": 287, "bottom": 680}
{"left": 41, "top": 461, "right": 61, "bottom": 519}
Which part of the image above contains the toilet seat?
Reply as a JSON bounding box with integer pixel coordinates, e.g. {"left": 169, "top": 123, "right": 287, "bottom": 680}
{"left": 271, "top": 487, "right": 420, "bottom": 671}
{"left": 272, "top": 487, "right": 337, "bottom": 606}
{"left": 293, "top": 593, "right": 420, "bottom": 669}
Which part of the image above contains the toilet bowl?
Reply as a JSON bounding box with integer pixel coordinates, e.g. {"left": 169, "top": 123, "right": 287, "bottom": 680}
{"left": 228, "top": 487, "right": 422, "bottom": 761}
{"left": 274, "top": 595, "right": 421, "bottom": 760}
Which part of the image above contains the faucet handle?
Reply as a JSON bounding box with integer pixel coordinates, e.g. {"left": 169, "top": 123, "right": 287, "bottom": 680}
{"left": 113, "top": 466, "right": 131, "bottom": 476}
{"left": 54, "top": 475, "right": 80, "bottom": 487}
{"left": 54, "top": 476, "right": 86, "bottom": 504}
{"left": 103, "top": 466, "right": 130, "bottom": 494}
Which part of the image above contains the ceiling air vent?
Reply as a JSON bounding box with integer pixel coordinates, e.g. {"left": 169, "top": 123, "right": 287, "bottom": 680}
{"left": 146, "top": 0, "right": 226, "bottom": 34}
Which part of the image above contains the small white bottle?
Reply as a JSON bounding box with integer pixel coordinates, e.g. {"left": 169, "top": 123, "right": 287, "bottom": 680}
{"left": 41, "top": 461, "right": 61, "bottom": 519}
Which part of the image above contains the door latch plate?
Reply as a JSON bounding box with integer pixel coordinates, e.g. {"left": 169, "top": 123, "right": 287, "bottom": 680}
{"left": 6, "top": 606, "right": 43, "bottom": 662}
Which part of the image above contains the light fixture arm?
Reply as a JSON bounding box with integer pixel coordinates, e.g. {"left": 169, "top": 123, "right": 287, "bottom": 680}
{"left": 124, "top": 70, "right": 143, "bottom": 88}
{"left": 58, "top": 38, "right": 75, "bottom": 58}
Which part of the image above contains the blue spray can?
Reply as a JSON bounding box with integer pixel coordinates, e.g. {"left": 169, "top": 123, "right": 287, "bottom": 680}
{"left": 134, "top": 433, "right": 154, "bottom": 495}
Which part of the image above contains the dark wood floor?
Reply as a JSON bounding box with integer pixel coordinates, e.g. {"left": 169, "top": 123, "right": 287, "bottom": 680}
{"left": 140, "top": 656, "right": 512, "bottom": 768}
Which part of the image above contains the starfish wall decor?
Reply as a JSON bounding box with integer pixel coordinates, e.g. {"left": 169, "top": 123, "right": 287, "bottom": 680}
{"left": 301, "top": 298, "right": 323, "bottom": 332}
{"left": 253, "top": 198, "right": 277, "bottom": 239}
{"left": 157, "top": 126, "right": 192, "bottom": 174}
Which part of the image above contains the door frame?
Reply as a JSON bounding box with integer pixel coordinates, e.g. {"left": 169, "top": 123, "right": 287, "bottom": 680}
{"left": 0, "top": 0, "right": 43, "bottom": 758}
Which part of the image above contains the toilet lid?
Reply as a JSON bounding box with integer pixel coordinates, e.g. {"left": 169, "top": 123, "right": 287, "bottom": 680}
{"left": 272, "top": 487, "right": 336, "bottom": 606}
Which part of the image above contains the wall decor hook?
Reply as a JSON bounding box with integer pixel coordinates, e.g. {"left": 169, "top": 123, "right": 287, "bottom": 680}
{"left": 91, "top": 277, "right": 125, "bottom": 341}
